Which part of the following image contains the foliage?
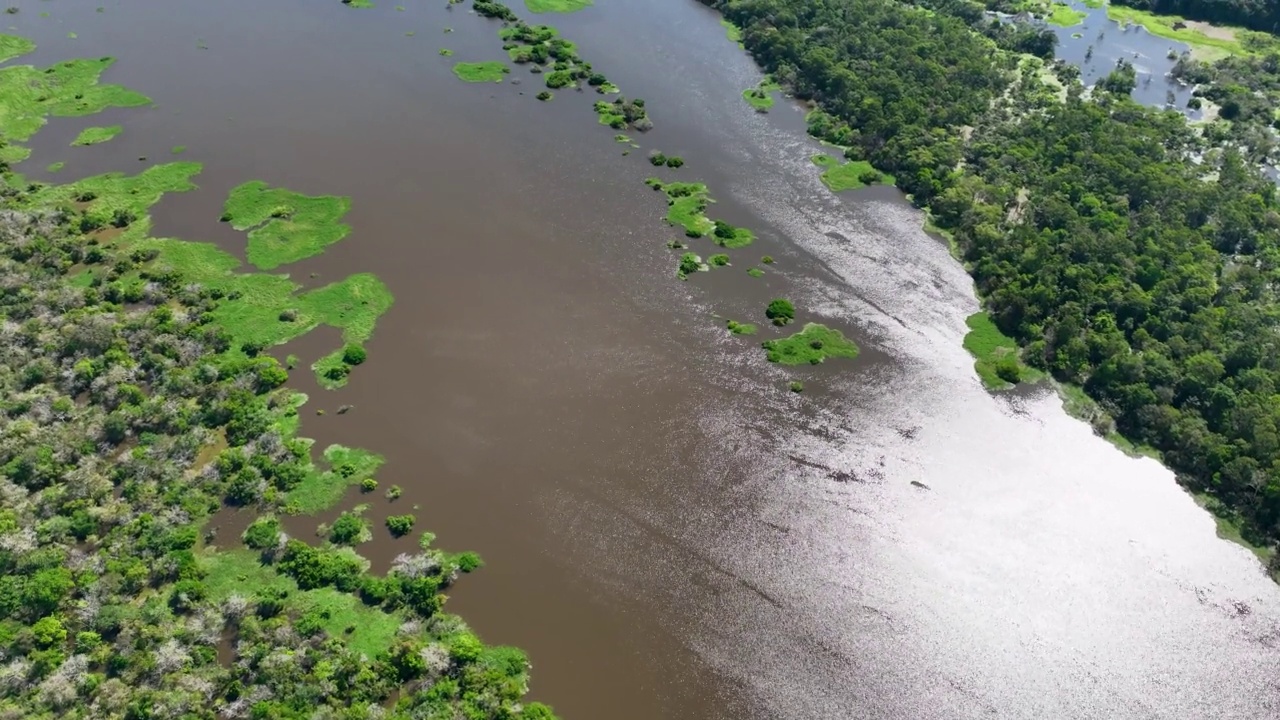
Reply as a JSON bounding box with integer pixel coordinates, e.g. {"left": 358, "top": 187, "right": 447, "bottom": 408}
{"left": 810, "top": 153, "right": 894, "bottom": 192}
{"left": 742, "top": 77, "right": 781, "bottom": 111}
{"left": 761, "top": 323, "right": 860, "bottom": 365}
{"left": 1108, "top": 2, "right": 1280, "bottom": 59}
{"left": 525, "top": 0, "right": 593, "bottom": 12}
{"left": 765, "top": 298, "right": 795, "bottom": 325}
{"left": 727, "top": 319, "right": 758, "bottom": 335}
{"left": 386, "top": 514, "right": 417, "bottom": 537}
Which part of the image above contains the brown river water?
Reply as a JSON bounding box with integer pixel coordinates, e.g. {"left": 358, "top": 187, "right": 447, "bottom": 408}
{"left": 12, "top": 0, "right": 1280, "bottom": 718}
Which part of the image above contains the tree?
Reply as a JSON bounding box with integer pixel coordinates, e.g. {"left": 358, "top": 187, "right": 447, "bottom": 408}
{"left": 765, "top": 299, "right": 795, "bottom": 325}
{"left": 386, "top": 514, "right": 416, "bottom": 537}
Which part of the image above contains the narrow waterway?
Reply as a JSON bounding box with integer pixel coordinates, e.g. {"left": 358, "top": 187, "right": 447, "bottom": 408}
{"left": 10, "top": 1, "right": 1280, "bottom": 718}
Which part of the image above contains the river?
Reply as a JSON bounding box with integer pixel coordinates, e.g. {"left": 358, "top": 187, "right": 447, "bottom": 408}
{"left": 11, "top": 0, "right": 1280, "bottom": 718}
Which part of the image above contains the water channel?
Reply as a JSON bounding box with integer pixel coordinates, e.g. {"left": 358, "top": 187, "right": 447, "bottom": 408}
{"left": 8, "top": 0, "right": 1280, "bottom": 717}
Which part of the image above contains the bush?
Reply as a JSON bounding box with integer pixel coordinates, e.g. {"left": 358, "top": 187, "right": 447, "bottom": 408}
{"left": 708, "top": 254, "right": 729, "bottom": 267}
{"left": 341, "top": 344, "right": 366, "bottom": 366}
{"left": 648, "top": 151, "right": 667, "bottom": 166}
{"left": 588, "top": 72, "right": 607, "bottom": 86}
{"left": 789, "top": 381, "right": 804, "bottom": 393}
{"left": 360, "top": 477, "right": 378, "bottom": 493}
{"left": 329, "top": 513, "right": 366, "bottom": 545}
{"left": 678, "top": 253, "right": 701, "bottom": 275}
{"left": 386, "top": 485, "right": 403, "bottom": 500}
{"left": 243, "top": 517, "right": 281, "bottom": 550}
{"left": 536, "top": 91, "right": 552, "bottom": 101}
{"left": 386, "top": 514, "right": 416, "bottom": 537}
{"left": 761, "top": 255, "right": 774, "bottom": 264}
{"left": 665, "top": 156, "right": 684, "bottom": 168}
{"left": 545, "top": 70, "right": 573, "bottom": 89}
{"left": 765, "top": 299, "right": 795, "bottom": 325}
{"left": 454, "top": 551, "right": 484, "bottom": 573}
{"left": 995, "top": 356, "right": 1021, "bottom": 384}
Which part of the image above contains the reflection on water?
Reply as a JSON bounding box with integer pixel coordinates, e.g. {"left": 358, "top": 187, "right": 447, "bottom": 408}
{"left": 6, "top": 1, "right": 1279, "bottom": 718}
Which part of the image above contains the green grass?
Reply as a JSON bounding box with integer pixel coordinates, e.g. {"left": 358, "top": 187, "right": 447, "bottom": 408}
{"left": 742, "top": 78, "right": 781, "bottom": 111}
{"left": 747, "top": 267, "right": 764, "bottom": 277}
{"left": 452, "top": 61, "right": 509, "bottom": 83}
{"left": 0, "top": 34, "right": 35, "bottom": 63}
{"left": 0, "top": 55, "right": 149, "bottom": 161}
{"left": 1047, "top": 2, "right": 1086, "bottom": 27}
{"left": 1081, "top": 0, "right": 1102, "bottom": 7}
{"left": 720, "top": 19, "right": 742, "bottom": 45}
{"left": 286, "top": 444, "right": 384, "bottom": 515}
{"left": 963, "top": 312, "right": 1042, "bottom": 389}
{"left": 1192, "top": 493, "right": 1277, "bottom": 568}
{"left": 810, "top": 154, "right": 895, "bottom": 192}
{"left": 761, "top": 323, "right": 860, "bottom": 365}
{"left": 170, "top": 145, "right": 186, "bottom": 154}
{"left": 727, "top": 320, "right": 757, "bottom": 335}
{"left": 525, "top": 0, "right": 592, "bottom": 12}
{"left": 200, "top": 548, "right": 401, "bottom": 658}
{"left": 71, "top": 124, "right": 121, "bottom": 146}
{"left": 646, "top": 178, "right": 714, "bottom": 237}
{"left": 221, "top": 181, "right": 352, "bottom": 270}
{"left": 345, "top": 0, "right": 375, "bottom": 7}
{"left": 45, "top": 161, "right": 62, "bottom": 172}
{"left": 439, "top": 48, "right": 454, "bottom": 56}
{"left": 1106, "top": 5, "right": 1280, "bottom": 60}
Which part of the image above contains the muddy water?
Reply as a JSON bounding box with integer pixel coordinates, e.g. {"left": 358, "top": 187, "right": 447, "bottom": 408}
{"left": 11, "top": 1, "right": 1280, "bottom": 718}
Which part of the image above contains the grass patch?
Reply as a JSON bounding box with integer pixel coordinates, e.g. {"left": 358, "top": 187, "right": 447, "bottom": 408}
{"left": 727, "top": 319, "right": 757, "bottom": 335}
{"left": 221, "top": 181, "right": 352, "bottom": 270}
{"left": 963, "top": 312, "right": 1042, "bottom": 389}
{"left": 810, "top": 154, "right": 895, "bottom": 192}
{"left": 742, "top": 77, "right": 781, "bottom": 111}
{"left": 0, "top": 34, "right": 35, "bottom": 63}
{"left": 747, "top": 267, "right": 764, "bottom": 277}
{"left": 45, "top": 160, "right": 62, "bottom": 172}
{"left": 720, "top": 18, "right": 742, "bottom": 45}
{"left": 1046, "top": 2, "right": 1086, "bottom": 27}
{"left": 525, "top": 0, "right": 592, "bottom": 12}
{"left": 170, "top": 145, "right": 186, "bottom": 154}
{"left": 0, "top": 55, "right": 149, "bottom": 161}
{"left": 1106, "top": 5, "right": 1280, "bottom": 60}
{"left": 762, "top": 323, "right": 860, "bottom": 365}
{"left": 452, "top": 61, "right": 509, "bottom": 83}
{"left": 343, "top": 0, "right": 376, "bottom": 7}
{"left": 1081, "top": 0, "right": 1102, "bottom": 7}
{"left": 644, "top": 177, "right": 754, "bottom": 247}
{"left": 439, "top": 48, "right": 454, "bottom": 56}
{"left": 200, "top": 549, "right": 401, "bottom": 658}
{"left": 287, "top": 444, "right": 384, "bottom": 515}
{"left": 71, "top": 124, "right": 121, "bottom": 146}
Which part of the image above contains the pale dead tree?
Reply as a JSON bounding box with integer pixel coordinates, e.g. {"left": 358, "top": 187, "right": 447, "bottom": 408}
{"left": 397, "top": 620, "right": 423, "bottom": 637}
{"left": 90, "top": 678, "right": 132, "bottom": 715}
{"left": 37, "top": 654, "right": 88, "bottom": 709}
{"left": 419, "top": 644, "right": 451, "bottom": 680}
{"left": 0, "top": 659, "right": 32, "bottom": 695}
{"left": 390, "top": 551, "right": 442, "bottom": 579}
{"left": 223, "top": 593, "right": 251, "bottom": 620}
{"left": 154, "top": 638, "right": 192, "bottom": 675}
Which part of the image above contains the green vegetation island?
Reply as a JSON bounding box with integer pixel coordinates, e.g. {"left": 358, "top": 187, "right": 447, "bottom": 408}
{"left": 699, "top": 0, "right": 1280, "bottom": 570}
{"left": 0, "top": 28, "right": 558, "bottom": 720}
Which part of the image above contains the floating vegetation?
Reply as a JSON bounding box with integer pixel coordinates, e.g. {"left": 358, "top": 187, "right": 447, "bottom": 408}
{"left": 452, "top": 60, "right": 509, "bottom": 83}
{"left": 762, "top": 323, "right": 860, "bottom": 365}
{"left": 727, "top": 319, "right": 758, "bottom": 335}
{"left": 747, "top": 267, "right": 765, "bottom": 277}
{"left": 0, "top": 54, "right": 148, "bottom": 162}
{"left": 963, "top": 311, "right": 1041, "bottom": 389}
{"left": 45, "top": 160, "right": 63, "bottom": 172}
{"left": 524, "top": 0, "right": 593, "bottom": 12}
{"left": 439, "top": 48, "right": 454, "bottom": 56}
{"left": 221, "top": 181, "right": 352, "bottom": 270}
{"left": 677, "top": 251, "right": 707, "bottom": 278}
{"left": 644, "top": 178, "right": 754, "bottom": 247}
{"left": 71, "top": 124, "right": 122, "bottom": 146}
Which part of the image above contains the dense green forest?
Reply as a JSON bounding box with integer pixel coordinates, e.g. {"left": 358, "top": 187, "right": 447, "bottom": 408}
{"left": 707, "top": 0, "right": 1280, "bottom": 567}
{"left": 0, "top": 35, "right": 554, "bottom": 720}
{"left": 1113, "top": 0, "right": 1280, "bottom": 34}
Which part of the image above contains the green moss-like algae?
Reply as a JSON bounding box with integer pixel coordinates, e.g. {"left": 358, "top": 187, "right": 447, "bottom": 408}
{"left": 525, "top": 0, "right": 593, "bottom": 12}
{"left": 221, "top": 181, "right": 352, "bottom": 270}
{"left": 0, "top": 56, "right": 149, "bottom": 162}
{"left": 452, "top": 61, "right": 509, "bottom": 83}
{"left": 0, "top": 34, "right": 35, "bottom": 63}
{"left": 810, "top": 153, "right": 895, "bottom": 192}
{"left": 762, "top": 323, "right": 860, "bottom": 365}
{"left": 71, "top": 124, "right": 122, "bottom": 146}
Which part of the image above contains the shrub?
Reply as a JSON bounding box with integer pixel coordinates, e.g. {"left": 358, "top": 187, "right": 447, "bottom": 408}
{"left": 536, "top": 91, "right": 552, "bottom": 101}
{"left": 386, "top": 514, "right": 416, "bottom": 537}
{"left": 588, "top": 72, "right": 607, "bottom": 86}
{"left": 678, "top": 253, "right": 701, "bottom": 275}
{"left": 761, "top": 255, "right": 774, "bottom": 264}
{"left": 790, "top": 381, "right": 804, "bottom": 393}
{"left": 765, "top": 298, "right": 795, "bottom": 325}
{"left": 243, "top": 517, "right": 281, "bottom": 550}
{"left": 858, "top": 169, "right": 882, "bottom": 185}
{"left": 648, "top": 151, "right": 667, "bottom": 166}
{"left": 455, "top": 551, "right": 484, "bottom": 573}
{"left": 329, "top": 513, "right": 366, "bottom": 545}
{"left": 544, "top": 70, "right": 573, "bottom": 89}
{"left": 708, "top": 254, "right": 729, "bottom": 267}
{"left": 665, "top": 156, "right": 684, "bottom": 168}
{"left": 995, "top": 356, "right": 1021, "bottom": 384}
{"left": 341, "top": 344, "right": 367, "bottom": 366}
{"left": 386, "top": 485, "right": 403, "bottom": 500}
{"left": 360, "top": 477, "right": 378, "bottom": 493}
